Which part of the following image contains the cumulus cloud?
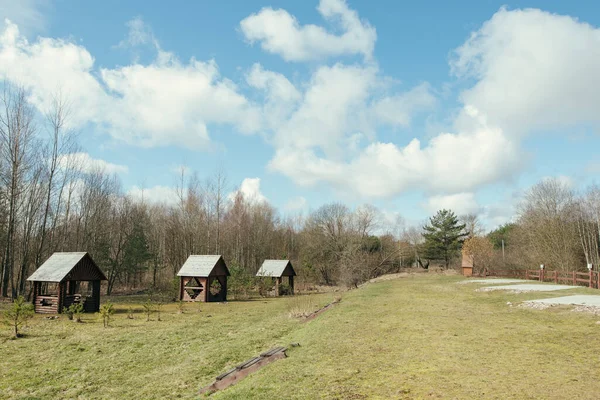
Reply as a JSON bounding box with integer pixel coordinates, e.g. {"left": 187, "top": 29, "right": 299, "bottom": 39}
{"left": 268, "top": 100, "right": 519, "bottom": 198}
{"left": 451, "top": 7, "right": 600, "bottom": 135}
{"left": 59, "top": 152, "right": 128, "bottom": 174}
{"left": 229, "top": 178, "right": 267, "bottom": 204}
{"left": 240, "top": 0, "right": 376, "bottom": 62}
{"left": 0, "top": 20, "right": 261, "bottom": 149}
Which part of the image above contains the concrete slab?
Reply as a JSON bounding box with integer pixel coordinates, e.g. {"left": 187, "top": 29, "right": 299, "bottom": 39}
{"left": 526, "top": 295, "right": 600, "bottom": 307}
{"left": 477, "top": 284, "right": 576, "bottom": 293}
{"left": 461, "top": 279, "right": 526, "bottom": 284}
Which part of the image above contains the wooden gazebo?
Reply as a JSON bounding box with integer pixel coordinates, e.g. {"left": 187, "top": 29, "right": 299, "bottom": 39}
{"left": 27, "top": 252, "right": 107, "bottom": 314}
{"left": 256, "top": 260, "right": 296, "bottom": 295}
{"left": 177, "top": 255, "right": 230, "bottom": 302}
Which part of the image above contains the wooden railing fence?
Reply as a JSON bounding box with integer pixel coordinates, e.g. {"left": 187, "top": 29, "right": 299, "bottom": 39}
{"left": 483, "top": 269, "right": 600, "bottom": 289}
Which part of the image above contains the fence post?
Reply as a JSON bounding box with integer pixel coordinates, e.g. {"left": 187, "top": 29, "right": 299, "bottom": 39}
{"left": 540, "top": 269, "right": 544, "bottom": 282}
{"left": 526, "top": 270, "right": 529, "bottom": 280}
{"left": 590, "top": 270, "right": 593, "bottom": 288}
{"left": 554, "top": 270, "right": 558, "bottom": 284}
{"left": 573, "top": 271, "right": 576, "bottom": 286}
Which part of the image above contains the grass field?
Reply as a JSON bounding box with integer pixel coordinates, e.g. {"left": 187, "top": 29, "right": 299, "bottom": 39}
{"left": 2, "top": 274, "right": 600, "bottom": 399}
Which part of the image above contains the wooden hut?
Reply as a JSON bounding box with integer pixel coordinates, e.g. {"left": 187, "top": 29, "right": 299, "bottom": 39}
{"left": 461, "top": 248, "right": 474, "bottom": 277}
{"left": 27, "top": 252, "right": 106, "bottom": 314}
{"left": 256, "top": 260, "right": 296, "bottom": 295}
{"left": 177, "top": 255, "right": 230, "bottom": 302}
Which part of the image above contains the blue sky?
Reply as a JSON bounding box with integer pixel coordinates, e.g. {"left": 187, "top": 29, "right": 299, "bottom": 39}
{"left": 2, "top": 0, "right": 600, "bottom": 231}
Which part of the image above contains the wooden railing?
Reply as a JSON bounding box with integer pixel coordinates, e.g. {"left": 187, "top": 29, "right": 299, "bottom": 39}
{"left": 486, "top": 269, "right": 600, "bottom": 289}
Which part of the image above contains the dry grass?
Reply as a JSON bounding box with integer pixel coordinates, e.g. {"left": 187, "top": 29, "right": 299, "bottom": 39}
{"left": 3, "top": 275, "right": 600, "bottom": 399}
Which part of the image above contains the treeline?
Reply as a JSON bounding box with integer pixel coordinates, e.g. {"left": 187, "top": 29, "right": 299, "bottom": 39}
{"left": 0, "top": 85, "right": 404, "bottom": 299}
{"left": 459, "top": 179, "right": 600, "bottom": 274}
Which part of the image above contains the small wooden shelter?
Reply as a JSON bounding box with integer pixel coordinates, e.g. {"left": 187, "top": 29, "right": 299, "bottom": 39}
{"left": 27, "top": 252, "right": 106, "bottom": 314}
{"left": 461, "top": 248, "right": 474, "bottom": 277}
{"left": 177, "top": 255, "right": 230, "bottom": 302}
{"left": 256, "top": 260, "right": 296, "bottom": 295}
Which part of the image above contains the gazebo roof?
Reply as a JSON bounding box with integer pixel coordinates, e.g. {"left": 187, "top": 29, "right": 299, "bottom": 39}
{"left": 256, "top": 260, "right": 296, "bottom": 277}
{"left": 177, "top": 255, "right": 230, "bottom": 277}
{"left": 27, "top": 252, "right": 107, "bottom": 283}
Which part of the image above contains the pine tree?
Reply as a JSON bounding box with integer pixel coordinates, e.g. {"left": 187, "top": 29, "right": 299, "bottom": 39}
{"left": 422, "top": 209, "right": 468, "bottom": 268}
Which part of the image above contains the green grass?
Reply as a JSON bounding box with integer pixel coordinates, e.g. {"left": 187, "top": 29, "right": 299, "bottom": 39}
{"left": 2, "top": 276, "right": 600, "bottom": 399}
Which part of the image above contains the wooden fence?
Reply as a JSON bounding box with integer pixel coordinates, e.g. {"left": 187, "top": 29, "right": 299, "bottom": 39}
{"left": 483, "top": 269, "right": 600, "bottom": 289}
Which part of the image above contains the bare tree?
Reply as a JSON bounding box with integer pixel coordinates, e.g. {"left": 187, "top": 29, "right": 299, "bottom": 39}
{"left": 0, "top": 85, "right": 39, "bottom": 297}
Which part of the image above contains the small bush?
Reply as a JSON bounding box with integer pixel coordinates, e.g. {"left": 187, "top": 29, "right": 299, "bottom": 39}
{"left": 142, "top": 299, "right": 154, "bottom": 322}
{"left": 278, "top": 283, "right": 293, "bottom": 296}
{"left": 66, "top": 303, "right": 84, "bottom": 322}
{"left": 256, "top": 277, "right": 275, "bottom": 297}
{"left": 288, "top": 296, "right": 316, "bottom": 319}
{"left": 99, "top": 302, "right": 115, "bottom": 328}
{"left": 4, "top": 296, "right": 34, "bottom": 338}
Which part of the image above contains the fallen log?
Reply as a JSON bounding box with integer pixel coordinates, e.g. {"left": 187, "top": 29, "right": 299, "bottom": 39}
{"left": 199, "top": 346, "right": 288, "bottom": 394}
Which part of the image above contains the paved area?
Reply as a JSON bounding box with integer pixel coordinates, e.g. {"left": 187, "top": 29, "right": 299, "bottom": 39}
{"left": 526, "top": 295, "right": 600, "bottom": 306}
{"left": 461, "top": 279, "right": 526, "bottom": 284}
{"left": 478, "top": 284, "right": 576, "bottom": 292}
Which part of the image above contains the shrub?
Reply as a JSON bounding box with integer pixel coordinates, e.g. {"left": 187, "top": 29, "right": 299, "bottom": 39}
{"left": 287, "top": 296, "right": 316, "bottom": 319}
{"left": 256, "top": 277, "right": 275, "bottom": 297}
{"left": 278, "top": 283, "right": 293, "bottom": 296}
{"left": 228, "top": 266, "right": 255, "bottom": 300}
{"left": 67, "top": 303, "right": 84, "bottom": 322}
{"left": 4, "top": 296, "right": 34, "bottom": 338}
{"left": 142, "top": 298, "right": 154, "bottom": 322}
{"left": 99, "top": 302, "right": 115, "bottom": 328}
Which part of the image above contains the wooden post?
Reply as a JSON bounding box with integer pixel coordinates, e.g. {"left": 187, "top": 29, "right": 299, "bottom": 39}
{"left": 554, "top": 270, "right": 558, "bottom": 284}
{"left": 179, "top": 277, "right": 183, "bottom": 301}
{"left": 590, "top": 270, "right": 593, "bottom": 288}
{"left": 573, "top": 271, "right": 576, "bottom": 286}
{"left": 289, "top": 276, "right": 294, "bottom": 295}
{"left": 275, "top": 277, "right": 281, "bottom": 296}
{"left": 58, "top": 282, "right": 65, "bottom": 314}
{"left": 526, "top": 270, "right": 529, "bottom": 280}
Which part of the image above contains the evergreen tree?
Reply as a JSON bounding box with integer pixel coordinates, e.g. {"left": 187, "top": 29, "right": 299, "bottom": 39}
{"left": 422, "top": 209, "right": 468, "bottom": 268}
{"left": 123, "top": 214, "right": 152, "bottom": 287}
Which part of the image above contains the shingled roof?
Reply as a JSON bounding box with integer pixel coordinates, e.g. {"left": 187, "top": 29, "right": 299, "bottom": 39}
{"left": 27, "top": 252, "right": 107, "bottom": 282}
{"left": 256, "top": 260, "right": 296, "bottom": 277}
{"left": 177, "top": 255, "right": 230, "bottom": 277}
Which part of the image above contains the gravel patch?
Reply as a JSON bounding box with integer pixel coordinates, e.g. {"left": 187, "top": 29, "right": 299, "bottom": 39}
{"left": 476, "top": 284, "right": 576, "bottom": 293}
{"left": 460, "top": 279, "right": 526, "bottom": 285}
{"left": 521, "top": 295, "right": 600, "bottom": 315}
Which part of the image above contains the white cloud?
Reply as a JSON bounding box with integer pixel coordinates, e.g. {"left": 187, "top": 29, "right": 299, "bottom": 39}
{"left": 240, "top": 0, "right": 376, "bottom": 62}
{"left": 451, "top": 7, "right": 600, "bottom": 136}
{"left": 229, "top": 178, "right": 267, "bottom": 204}
{"left": 0, "top": 1, "right": 49, "bottom": 36}
{"left": 116, "top": 16, "right": 157, "bottom": 49}
{"left": 59, "top": 152, "right": 128, "bottom": 174}
{"left": 284, "top": 196, "right": 308, "bottom": 213}
{"left": 425, "top": 192, "right": 481, "bottom": 216}
{"left": 269, "top": 106, "right": 520, "bottom": 197}
{"left": 128, "top": 185, "right": 178, "bottom": 205}
{"left": 0, "top": 20, "right": 261, "bottom": 149}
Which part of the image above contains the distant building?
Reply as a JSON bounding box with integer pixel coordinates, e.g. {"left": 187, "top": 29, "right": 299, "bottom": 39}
{"left": 27, "top": 252, "right": 107, "bottom": 314}
{"left": 177, "top": 255, "right": 230, "bottom": 302}
{"left": 256, "top": 260, "right": 296, "bottom": 295}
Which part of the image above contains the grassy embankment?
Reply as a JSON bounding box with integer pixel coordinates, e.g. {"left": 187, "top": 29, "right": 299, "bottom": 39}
{"left": 2, "top": 275, "right": 600, "bottom": 399}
